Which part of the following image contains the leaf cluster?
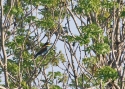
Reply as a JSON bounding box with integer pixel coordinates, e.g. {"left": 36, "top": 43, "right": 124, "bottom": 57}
{"left": 95, "top": 66, "right": 118, "bottom": 82}
{"left": 64, "top": 24, "right": 110, "bottom": 54}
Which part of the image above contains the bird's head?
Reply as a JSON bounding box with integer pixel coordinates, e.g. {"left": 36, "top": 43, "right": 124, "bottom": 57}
{"left": 44, "top": 42, "right": 52, "bottom": 47}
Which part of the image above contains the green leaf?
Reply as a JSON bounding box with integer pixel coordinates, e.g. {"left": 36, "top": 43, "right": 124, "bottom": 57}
{"left": 48, "top": 71, "right": 62, "bottom": 79}
{"left": 82, "top": 56, "right": 98, "bottom": 65}
{"left": 15, "top": 36, "right": 25, "bottom": 45}
{"left": 93, "top": 43, "right": 110, "bottom": 54}
{"left": 11, "top": 7, "right": 18, "bottom": 14}
{"left": 63, "top": 35, "right": 75, "bottom": 42}
{"left": 25, "top": 16, "right": 37, "bottom": 23}
{"left": 10, "top": 6, "right": 24, "bottom": 16}
{"left": 121, "top": 11, "right": 125, "bottom": 17}
{"left": 50, "top": 85, "right": 62, "bottom": 89}
{"left": 8, "top": 59, "right": 18, "bottom": 75}
{"left": 95, "top": 66, "right": 118, "bottom": 82}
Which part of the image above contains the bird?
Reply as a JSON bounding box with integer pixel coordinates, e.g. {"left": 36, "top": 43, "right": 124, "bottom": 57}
{"left": 34, "top": 42, "right": 52, "bottom": 59}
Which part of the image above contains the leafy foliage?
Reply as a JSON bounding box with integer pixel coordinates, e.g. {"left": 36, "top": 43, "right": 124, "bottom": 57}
{"left": 95, "top": 66, "right": 118, "bottom": 82}
{"left": 0, "top": 0, "right": 124, "bottom": 89}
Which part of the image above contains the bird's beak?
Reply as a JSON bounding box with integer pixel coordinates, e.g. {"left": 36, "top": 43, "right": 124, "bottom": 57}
{"left": 46, "top": 45, "right": 51, "bottom": 46}
{"left": 46, "top": 44, "right": 52, "bottom": 46}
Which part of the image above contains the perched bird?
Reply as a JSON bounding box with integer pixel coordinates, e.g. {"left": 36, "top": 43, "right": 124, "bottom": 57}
{"left": 34, "top": 42, "right": 52, "bottom": 59}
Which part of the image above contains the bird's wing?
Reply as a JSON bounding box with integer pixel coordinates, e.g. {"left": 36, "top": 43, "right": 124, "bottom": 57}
{"left": 34, "top": 46, "right": 47, "bottom": 59}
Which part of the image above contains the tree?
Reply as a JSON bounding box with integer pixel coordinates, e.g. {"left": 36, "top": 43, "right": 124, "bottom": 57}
{"left": 0, "top": 0, "right": 125, "bottom": 89}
